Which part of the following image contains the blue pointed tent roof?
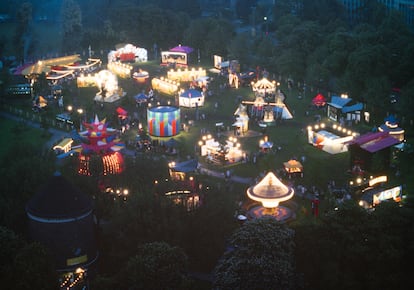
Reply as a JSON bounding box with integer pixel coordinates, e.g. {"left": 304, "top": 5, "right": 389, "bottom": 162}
{"left": 328, "top": 96, "right": 363, "bottom": 113}
{"left": 342, "top": 103, "right": 363, "bottom": 113}
{"left": 180, "top": 89, "right": 202, "bottom": 98}
{"left": 328, "top": 96, "right": 352, "bottom": 108}
{"left": 134, "top": 92, "right": 148, "bottom": 103}
{"left": 170, "top": 159, "right": 198, "bottom": 173}
{"left": 384, "top": 114, "right": 398, "bottom": 124}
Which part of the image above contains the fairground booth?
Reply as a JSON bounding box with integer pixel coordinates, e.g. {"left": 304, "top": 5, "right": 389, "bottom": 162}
{"left": 151, "top": 77, "right": 180, "bottom": 96}
{"left": 307, "top": 122, "right": 359, "bottom": 154}
{"left": 153, "top": 159, "right": 201, "bottom": 212}
{"left": 283, "top": 159, "right": 304, "bottom": 178}
{"left": 179, "top": 89, "right": 204, "bottom": 108}
{"left": 351, "top": 175, "right": 403, "bottom": 210}
{"left": 327, "top": 94, "right": 364, "bottom": 123}
{"left": 358, "top": 183, "right": 403, "bottom": 210}
{"left": 161, "top": 45, "right": 193, "bottom": 68}
{"left": 212, "top": 55, "right": 239, "bottom": 75}
{"left": 167, "top": 67, "right": 206, "bottom": 82}
{"left": 243, "top": 86, "right": 292, "bottom": 124}
{"left": 134, "top": 92, "right": 149, "bottom": 104}
{"left": 312, "top": 93, "right": 327, "bottom": 108}
{"left": 233, "top": 104, "right": 249, "bottom": 134}
{"left": 347, "top": 131, "right": 400, "bottom": 173}
{"left": 259, "top": 138, "right": 273, "bottom": 153}
{"left": 168, "top": 159, "right": 199, "bottom": 182}
{"left": 199, "top": 135, "right": 244, "bottom": 165}
{"left": 107, "top": 43, "right": 147, "bottom": 63}
{"left": 107, "top": 61, "right": 133, "bottom": 78}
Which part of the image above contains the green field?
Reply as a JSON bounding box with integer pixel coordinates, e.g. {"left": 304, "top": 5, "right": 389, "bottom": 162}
{"left": 0, "top": 117, "right": 47, "bottom": 159}
{"left": 2, "top": 55, "right": 405, "bottom": 201}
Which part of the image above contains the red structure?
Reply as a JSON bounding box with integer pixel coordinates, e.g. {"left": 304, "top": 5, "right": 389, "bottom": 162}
{"left": 77, "top": 115, "right": 125, "bottom": 176}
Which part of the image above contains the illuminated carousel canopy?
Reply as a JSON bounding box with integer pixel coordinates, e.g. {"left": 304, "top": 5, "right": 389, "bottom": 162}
{"left": 378, "top": 115, "right": 404, "bottom": 142}
{"left": 247, "top": 172, "right": 294, "bottom": 208}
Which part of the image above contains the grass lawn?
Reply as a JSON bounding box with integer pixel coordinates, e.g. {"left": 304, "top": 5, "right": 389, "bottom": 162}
{"left": 0, "top": 117, "right": 47, "bottom": 159}
{"left": 3, "top": 59, "right": 354, "bottom": 191}
{"left": 5, "top": 55, "right": 398, "bottom": 217}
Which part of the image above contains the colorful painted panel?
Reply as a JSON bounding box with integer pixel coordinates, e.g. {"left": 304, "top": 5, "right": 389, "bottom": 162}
{"left": 147, "top": 106, "right": 180, "bottom": 137}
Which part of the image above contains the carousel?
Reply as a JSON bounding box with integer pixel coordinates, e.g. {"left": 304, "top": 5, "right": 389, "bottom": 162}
{"left": 246, "top": 172, "right": 295, "bottom": 222}
{"left": 378, "top": 115, "right": 405, "bottom": 142}
{"left": 94, "top": 70, "right": 126, "bottom": 103}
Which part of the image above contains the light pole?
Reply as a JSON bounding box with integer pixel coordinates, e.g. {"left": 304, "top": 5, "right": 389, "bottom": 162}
{"left": 77, "top": 108, "right": 83, "bottom": 130}
{"left": 264, "top": 16, "right": 268, "bottom": 36}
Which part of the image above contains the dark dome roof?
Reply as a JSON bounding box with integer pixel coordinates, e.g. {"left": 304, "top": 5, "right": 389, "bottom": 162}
{"left": 26, "top": 172, "right": 93, "bottom": 220}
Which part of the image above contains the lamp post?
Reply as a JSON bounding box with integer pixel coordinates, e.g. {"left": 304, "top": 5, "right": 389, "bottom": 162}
{"left": 264, "top": 16, "right": 268, "bottom": 36}
{"left": 77, "top": 108, "right": 83, "bottom": 130}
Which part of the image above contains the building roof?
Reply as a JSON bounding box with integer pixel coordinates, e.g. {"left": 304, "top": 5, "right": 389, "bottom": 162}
{"left": 171, "top": 159, "right": 198, "bottom": 173}
{"left": 26, "top": 172, "right": 93, "bottom": 220}
{"left": 328, "top": 96, "right": 363, "bottom": 113}
{"left": 349, "top": 131, "right": 399, "bottom": 153}
{"left": 342, "top": 103, "right": 363, "bottom": 113}
{"left": 328, "top": 96, "right": 352, "bottom": 108}
{"left": 169, "top": 45, "right": 193, "bottom": 54}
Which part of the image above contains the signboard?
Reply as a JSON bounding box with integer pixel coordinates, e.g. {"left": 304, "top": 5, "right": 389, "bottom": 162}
{"left": 67, "top": 254, "right": 88, "bottom": 266}
{"left": 373, "top": 185, "right": 402, "bottom": 205}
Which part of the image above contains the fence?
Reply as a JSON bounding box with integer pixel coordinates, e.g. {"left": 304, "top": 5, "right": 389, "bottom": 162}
{"left": 1, "top": 104, "right": 74, "bottom": 132}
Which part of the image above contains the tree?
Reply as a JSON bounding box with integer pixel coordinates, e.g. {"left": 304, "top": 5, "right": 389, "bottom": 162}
{"left": 294, "top": 200, "right": 413, "bottom": 289}
{"left": 61, "top": 0, "right": 82, "bottom": 53}
{"left": 235, "top": 0, "right": 257, "bottom": 23}
{"left": 213, "top": 217, "right": 298, "bottom": 290}
{"left": 109, "top": 4, "right": 189, "bottom": 51}
{"left": 0, "top": 227, "right": 58, "bottom": 290}
{"left": 12, "top": 242, "right": 58, "bottom": 290}
{"left": 0, "top": 226, "right": 24, "bottom": 283}
{"left": 300, "top": 0, "right": 347, "bottom": 25}
{"left": 119, "top": 241, "right": 192, "bottom": 290}
{"left": 0, "top": 142, "right": 54, "bottom": 232}
{"left": 183, "top": 18, "right": 234, "bottom": 59}
{"left": 13, "top": 2, "right": 33, "bottom": 62}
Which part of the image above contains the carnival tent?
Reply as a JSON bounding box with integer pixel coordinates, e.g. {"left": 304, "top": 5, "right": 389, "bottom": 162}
{"left": 283, "top": 159, "right": 304, "bottom": 177}
{"left": 170, "top": 159, "right": 198, "bottom": 173}
{"left": 170, "top": 45, "right": 194, "bottom": 54}
{"left": 179, "top": 89, "right": 204, "bottom": 108}
{"left": 134, "top": 93, "right": 148, "bottom": 103}
{"left": 312, "top": 93, "right": 326, "bottom": 107}
{"left": 378, "top": 115, "right": 404, "bottom": 141}
{"left": 327, "top": 95, "right": 363, "bottom": 122}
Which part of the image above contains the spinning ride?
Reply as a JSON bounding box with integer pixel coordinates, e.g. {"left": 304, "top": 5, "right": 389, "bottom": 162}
{"left": 77, "top": 115, "right": 125, "bottom": 176}
{"left": 246, "top": 172, "right": 295, "bottom": 222}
